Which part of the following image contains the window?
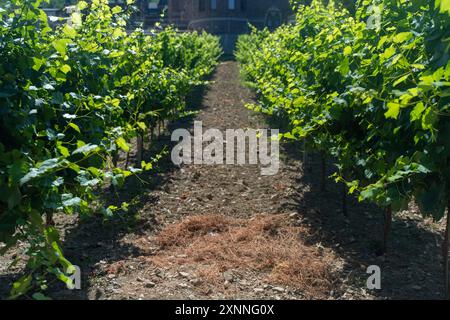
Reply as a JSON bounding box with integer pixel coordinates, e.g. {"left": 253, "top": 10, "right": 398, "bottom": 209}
{"left": 211, "top": 0, "right": 217, "bottom": 10}
{"left": 199, "top": 0, "right": 206, "bottom": 11}
{"left": 266, "top": 9, "right": 282, "bottom": 29}
{"left": 240, "top": 0, "right": 246, "bottom": 11}
{"left": 228, "top": 0, "right": 235, "bottom": 10}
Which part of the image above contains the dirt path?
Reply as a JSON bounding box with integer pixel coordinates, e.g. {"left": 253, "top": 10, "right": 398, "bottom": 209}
{"left": 1, "top": 61, "right": 447, "bottom": 300}
{"left": 79, "top": 61, "right": 339, "bottom": 300}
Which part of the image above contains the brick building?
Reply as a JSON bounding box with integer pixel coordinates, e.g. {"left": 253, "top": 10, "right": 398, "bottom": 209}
{"left": 167, "top": 0, "right": 292, "bottom": 53}
{"left": 168, "top": 0, "right": 292, "bottom": 32}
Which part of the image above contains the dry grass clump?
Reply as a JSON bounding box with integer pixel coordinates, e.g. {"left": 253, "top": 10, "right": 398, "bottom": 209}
{"left": 156, "top": 215, "right": 234, "bottom": 248}
{"left": 147, "top": 214, "right": 336, "bottom": 298}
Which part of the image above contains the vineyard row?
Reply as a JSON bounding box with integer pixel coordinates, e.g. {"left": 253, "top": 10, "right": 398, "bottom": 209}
{"left": 236, "top": 0, "right": 450, "bottom": 291}
{"left": 0, "top": 0, "right": 221, "bottom": 298}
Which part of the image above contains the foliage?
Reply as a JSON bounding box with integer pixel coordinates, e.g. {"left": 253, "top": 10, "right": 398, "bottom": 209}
{"left": 237, "top": 0, "right": 450, "bottom": 218}
{"left": 0, "top": 0, "right": 221, "bottom": 298}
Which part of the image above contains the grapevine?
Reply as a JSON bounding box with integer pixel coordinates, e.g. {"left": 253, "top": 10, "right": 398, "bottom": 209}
{"left": 0, "top": 0, "right": 221, "bottom": 298}
{"left": 237, "top": 0, "right": 450, "bottom": 291}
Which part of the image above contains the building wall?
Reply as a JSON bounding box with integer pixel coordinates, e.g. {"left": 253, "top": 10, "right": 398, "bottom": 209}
{"left": 168, "top": 0, "right": 292, "bottom": 33}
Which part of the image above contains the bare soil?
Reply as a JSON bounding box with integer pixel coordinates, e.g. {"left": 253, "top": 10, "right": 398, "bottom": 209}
{"left": 0, "top": 61, "right": 447, "bottom": 300}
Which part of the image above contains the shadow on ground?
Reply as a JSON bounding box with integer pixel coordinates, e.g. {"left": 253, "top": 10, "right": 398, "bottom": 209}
{"left": 258, "top": 99, "right": 446, "bottom": 299}
{"left": 280, "top": 145, "right": 445, "bottom": 299}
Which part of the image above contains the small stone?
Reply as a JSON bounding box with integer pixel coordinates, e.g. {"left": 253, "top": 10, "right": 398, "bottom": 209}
{"left": 144, "top": 281, "right": 156, "bottom": 288}
{"left": 273, "top": 286, "right": 285, "bottom": 293}
{"left": 179, "top": 272, "right": 190, "bottom": 278}
{"left": 88, "top": 288, "right": 105, "bottom": 300}
{"left": 190, "top": 279, "right": 202, "bottom": 286}
{"left": 223, "top": 271, "right": 234, "bottom": 282}
{"left": 178, "top": 283, "right": 189, "bottom": 288}
{"left": 253, "top": 288, "right": 264, "bottom": 293}
{"left": 411, "top": 285, "right": 422, "bottom": 291}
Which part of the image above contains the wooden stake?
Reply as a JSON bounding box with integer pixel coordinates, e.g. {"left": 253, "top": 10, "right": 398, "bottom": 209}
{"left": 320, "top": 152, "right": 326, "bottom": 192}
{"left": 302, "top": 140, "right": 307, "bottom": 172}
{"left": 383, "top": 205, "right": 392, "bottom": 255}
{"left": 125, "top": 152, "right": 130, "bottom": 168}
{"left": 46, "top": 212, "right": 55, "bottom": 227}
{"left": 342, "top": 183, "right": 348, "bottom": 216}
{"left": 444, "top": 203, "right": 450, "bottom": 296}
{"left": 112, "top": 153, "right": 118, "bottom": 168}
{"left": 150, "top": 126, "right": 154, "bottom": 143}
{"left": 137, "top": 134, "right": 144, "bottom": 164}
